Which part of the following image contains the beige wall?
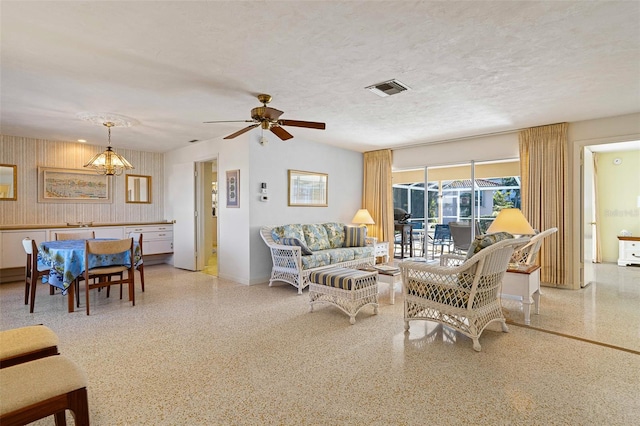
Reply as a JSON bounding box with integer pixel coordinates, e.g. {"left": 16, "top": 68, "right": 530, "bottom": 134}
{"left": 393, "top": 161, "right": 520, "bottom": 184}
{"left": 595, "top": 150, "right": 640, "bottom": 262}
{"left": 0, "top": 135, "right": 165, "bottom": 225}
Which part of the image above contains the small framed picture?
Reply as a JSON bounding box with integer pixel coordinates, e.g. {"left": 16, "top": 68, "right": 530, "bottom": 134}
{"left": 226, "top": 169, "right": 240, "bottom": 208}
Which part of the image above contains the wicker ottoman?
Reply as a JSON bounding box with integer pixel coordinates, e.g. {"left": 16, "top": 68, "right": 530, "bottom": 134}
{"left": 309, "top": 267, "right": 379, "bottom": 324}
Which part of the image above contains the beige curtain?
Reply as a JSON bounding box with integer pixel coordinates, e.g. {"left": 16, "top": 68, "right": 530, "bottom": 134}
{"left": 593, "top": 153, "right": 602, "bottom": 262}
{"left": 519, "top": 123, "right": 568, "bottom": 286}
{"left": 363, "top": 149, "right": 394, "bottom": 258}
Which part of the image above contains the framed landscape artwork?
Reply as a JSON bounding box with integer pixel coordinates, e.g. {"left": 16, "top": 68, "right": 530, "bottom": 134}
{"left": 38, "top": 167, "right": 111, "bottom": 203}
{"left": 226, "top": 169, "right": 240, "bottom": 208}
{"left": 288, "top": 169, "right": 328, "bottom": 207}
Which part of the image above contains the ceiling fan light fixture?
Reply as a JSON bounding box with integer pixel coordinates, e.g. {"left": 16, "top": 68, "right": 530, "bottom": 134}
{"left": 365, "top": 79, "right": 411, "bottom": 97}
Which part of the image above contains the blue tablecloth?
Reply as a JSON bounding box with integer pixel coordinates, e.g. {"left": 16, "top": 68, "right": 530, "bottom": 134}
{"left": 37, "top": 239, "right": 142, "bottom": 293}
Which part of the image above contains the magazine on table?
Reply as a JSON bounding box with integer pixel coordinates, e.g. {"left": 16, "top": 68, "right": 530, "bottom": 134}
{"left": 373, "top": 265, "right": 401, "bottom": 275}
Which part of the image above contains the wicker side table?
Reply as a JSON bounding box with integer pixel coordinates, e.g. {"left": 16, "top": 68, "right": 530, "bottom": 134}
{"left": 309, "top": 267, "right": 379, "bottom": 324}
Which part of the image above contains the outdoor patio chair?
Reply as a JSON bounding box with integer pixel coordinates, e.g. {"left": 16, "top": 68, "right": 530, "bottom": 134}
{"left": 427, "top": 224, "right": 453, "bottom": 259}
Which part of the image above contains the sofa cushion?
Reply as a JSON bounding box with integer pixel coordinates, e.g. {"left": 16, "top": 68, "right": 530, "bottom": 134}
{"left": 464, "top": 232, "right": 514, "bottom": 260}
{"left": 303, "top": 224, "right": 331, "bottom": 251}
{"left": 301, "top": 252, "right": 331, "bottom": 270}
{"left": 325, "top": 248, "right": 355, "bottom": 263}
{"left": 271, "top": 224, "right": 305, "bottom": 244}
{"left": 351, "top": 246, "right": 375, "bottom": 259}
{"left": 322, "top": 222, "right": 345, "bottom": 248}
{"left": 280, "top": 238, "right": 313, "bottom": 255}
{"left": 344, "top": 226, "right": 367, "bottom": 247}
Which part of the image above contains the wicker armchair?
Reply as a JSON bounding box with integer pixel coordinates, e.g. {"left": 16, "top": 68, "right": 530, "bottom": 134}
{"left": 510, "top": 227, "right": 558, "bottom": 266}
{"left": 400, "top": 237, "right": 529, "bottom": 351}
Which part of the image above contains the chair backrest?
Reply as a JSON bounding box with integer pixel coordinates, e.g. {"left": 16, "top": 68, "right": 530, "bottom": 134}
{"left": 55, "top": 231, "right": 95, "bottom": 241}
{"left": 433, "top": 224, "right": 451, "bottom": 242}
{"left": 85, "top": 238, "right": 133, "bottom": 256}
{"left": 460, "top": 237, "right": 530, "bottom": 286}
{"left": 449, "top": 222, "right": 474, "bottom": 251}
{"left": 22, "top": 238, "right": 34, "bottom": 255}
{"left": 511, "top": 227, "right": 558, "bottom": 266}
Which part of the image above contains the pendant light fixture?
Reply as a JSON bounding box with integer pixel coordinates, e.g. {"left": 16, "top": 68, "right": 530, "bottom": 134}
{"left": 79, "top": 112, "right": 137, "bottom": 176}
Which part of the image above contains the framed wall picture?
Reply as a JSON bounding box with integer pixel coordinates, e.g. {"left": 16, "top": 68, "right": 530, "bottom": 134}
{"left": 38, "top": 167, "right": 111, "bottom": 203}
{"left": 288, "top": 169, "right": 328, "bottom": 207}
{"left": 0, "top": 164, "right": 17, "bottom": 201}
{"left": 125, "top": 174, "right": 152, "bottom": 204}
{"left": 226, "top": 169, "right": 240, "bottom": 208}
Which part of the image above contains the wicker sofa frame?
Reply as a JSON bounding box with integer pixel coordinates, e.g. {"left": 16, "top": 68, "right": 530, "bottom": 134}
{"left": 260, "top": 225, "right": 376, "bottom": 294}
{"left": 400, "top": 237, "right": 529, "bottom": 352}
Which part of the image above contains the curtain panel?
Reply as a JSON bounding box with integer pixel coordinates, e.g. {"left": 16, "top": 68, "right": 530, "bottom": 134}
{"left": 363, "top": 149, "right": 394, "bottom": 258}
{"left": 519, "top": 123, "right": 569, "bottom": 286}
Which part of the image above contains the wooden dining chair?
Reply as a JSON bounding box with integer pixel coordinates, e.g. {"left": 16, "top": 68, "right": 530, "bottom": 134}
{"left": 107, "top": 232, "right": 144, "bottom": 299}
{"left": 80, "top": 237, "right": 135, "bottom": 315}
{"left": 22, "top": 238, "right": 53, "bottom": 314}
{"left": 55, "top": 231, "right": 95, "bottom": 241}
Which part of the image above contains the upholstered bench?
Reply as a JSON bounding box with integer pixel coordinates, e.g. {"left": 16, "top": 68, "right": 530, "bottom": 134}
{"left": 309, "top": 267, "right": 379, "bottom": 324}
{"left": 0, "top": 325, "right": 59, "bottom": 369}
{"left": 0, "top": 355, "right": 90, "bottom": 425}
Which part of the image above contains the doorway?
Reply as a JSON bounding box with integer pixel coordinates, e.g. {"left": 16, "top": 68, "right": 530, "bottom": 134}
{"left": 581, "top": 140, "right": 640, "bottom": 287}
{"left": 196, "top": 159, "right": 218, "bottom": 276}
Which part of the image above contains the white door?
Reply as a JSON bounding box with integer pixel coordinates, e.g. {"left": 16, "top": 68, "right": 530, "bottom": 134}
{"left": 582, "top": 148, "right": 596, "bottom": 287}
{"left": 169, "top": 162, "right": 196, "bottom": 270}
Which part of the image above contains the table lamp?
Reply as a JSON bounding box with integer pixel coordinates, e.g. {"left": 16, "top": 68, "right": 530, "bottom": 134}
{"left": 351, "top": 209, "right": 375, "bottom": 227}
{"left": 486, "top": 208, "right": 535, "bottom": 236}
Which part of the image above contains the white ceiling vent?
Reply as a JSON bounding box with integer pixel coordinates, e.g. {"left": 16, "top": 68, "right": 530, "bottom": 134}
{"left": 365, "top": 79, "right": 411, "bottom": 97}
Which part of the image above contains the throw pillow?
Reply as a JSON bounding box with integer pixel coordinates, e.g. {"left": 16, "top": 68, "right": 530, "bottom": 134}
{"left": 464, "top": 232, "right": 514, "bottom": 260}
{"left": 344, "top": 226, "right": 367, "bottom": 247}
{"left": 302, "top": 224, "right": 331, "bottom": 251}
{"left": 322, "top": 222, "right": 346, "bottom": 248}
{"left": 280, "top": 237, "right": 313, "bottom": 255}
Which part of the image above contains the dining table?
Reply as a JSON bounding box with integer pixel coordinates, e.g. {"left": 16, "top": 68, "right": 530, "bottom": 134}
{"left": 37, "top": 239, "right": 142, "bottom": 312}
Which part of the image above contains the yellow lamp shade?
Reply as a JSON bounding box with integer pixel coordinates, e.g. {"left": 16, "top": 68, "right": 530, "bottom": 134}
{"left": 486, "top": 208, "right": 535, "bottom": 235}
{"left": 351, "top": 209, "right": 375, "bottom": 225}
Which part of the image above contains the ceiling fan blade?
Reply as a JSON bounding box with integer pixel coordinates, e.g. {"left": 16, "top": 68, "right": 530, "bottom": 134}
{"left": 278, "top": 119, "right": 326, "bottom": 130}
{"left": 270, "top": 126, "right": 294, "bottom": 141}
{"left": 204, "top": 120, "right": 254, "bottom": 124}
{"left": 223, "top": 124, "right": 259, "bottom": 139}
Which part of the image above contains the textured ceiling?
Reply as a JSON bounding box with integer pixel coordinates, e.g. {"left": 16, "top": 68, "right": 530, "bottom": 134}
{"left": 1, "top": 1, "right": 639, "bottom": 153}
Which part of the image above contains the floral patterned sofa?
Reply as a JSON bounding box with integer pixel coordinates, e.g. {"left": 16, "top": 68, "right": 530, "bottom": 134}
{"left": 260, "top": 223, "right": 376, "bottom": 294}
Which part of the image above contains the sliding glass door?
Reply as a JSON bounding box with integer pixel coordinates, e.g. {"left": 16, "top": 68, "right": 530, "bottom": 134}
{"left": 392, "top": 160, "right": 521, "bottom": 259}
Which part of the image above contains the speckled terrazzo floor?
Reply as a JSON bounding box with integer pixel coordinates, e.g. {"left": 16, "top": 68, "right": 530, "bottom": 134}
{"left": 1, "top": 263, "right": 639, "bottom": 425}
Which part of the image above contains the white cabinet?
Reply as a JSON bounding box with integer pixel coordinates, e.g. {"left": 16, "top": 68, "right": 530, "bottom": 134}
{"left": 0, "top": 230, "right": 47, "bottom": 269}
{"left": 618, "top": 237, "right": 640, "bottom": 266}
{"left": 48, "top": 227, "right": 124, "bottom": 241}
{"left": 125, "top": 225, "right": 173, "bottom": 255}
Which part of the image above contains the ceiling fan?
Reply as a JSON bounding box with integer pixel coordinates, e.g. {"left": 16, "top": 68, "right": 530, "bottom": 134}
{"left": 204, "top": 94, "right": 325, "bottom": 140}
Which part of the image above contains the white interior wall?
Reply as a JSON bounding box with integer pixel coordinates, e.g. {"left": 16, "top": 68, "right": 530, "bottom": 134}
{"left": 165, "top": 131, "right": 364, "bottom": 286}
{"left": 164, "top": 136, "right": 251, "bottom": 284}
{"left": 248, "top": 133, "right": 364, "bottom": 284}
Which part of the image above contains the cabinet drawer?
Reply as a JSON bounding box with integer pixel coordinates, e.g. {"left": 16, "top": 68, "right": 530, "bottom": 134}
{"left": 125, "top": 225, "right": 172, "bottom": 233}
{"left": 622, "top": 249, "right": 640, "bottom": 259}
{"left": 141, "top": 231, "right": 173, "bottom": 241}
{"left": 145, "top": 240, "right": 173, "bottom": 255}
